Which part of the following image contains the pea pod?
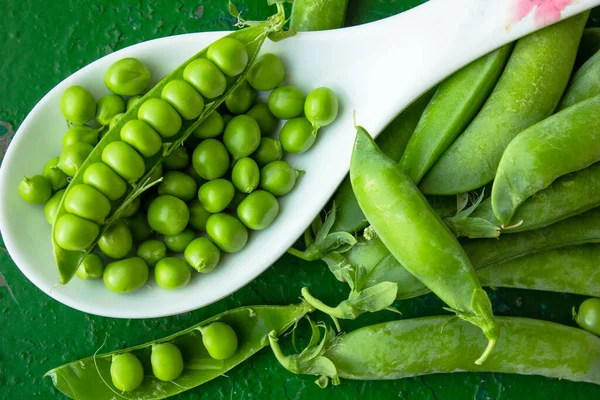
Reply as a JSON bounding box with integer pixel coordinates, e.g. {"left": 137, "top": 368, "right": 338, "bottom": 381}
{"left": 420, "top": 13, "right": 588, "bottom": 195}
{"left": 45, "top": 302, "right": 312, "bottom": 400}
{"left": 558, "top": 49, "right": 600, "bottom": 110}
{"left": 290, "top": 0, "right": 348, "bottom": 31}
{"left": 51, "top": 7, "right": 288, "bottom": 284}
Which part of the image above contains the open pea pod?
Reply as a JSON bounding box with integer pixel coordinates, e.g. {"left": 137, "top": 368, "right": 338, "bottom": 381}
{"left": 52, "top": 5, "right": 288, "bottom": 284}
{"left": 45, "top": 302, "right": 312, "bottom": 400}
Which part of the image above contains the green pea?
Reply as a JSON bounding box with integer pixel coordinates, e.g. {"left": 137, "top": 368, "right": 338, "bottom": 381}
{"left": 184, "top": 237, "right": 220, "bottom": 273}
{"left": 64, "top": 184, "right": 111, "bottom": 223}
{"left": 44, "top": 189, "right": 65, "bottom": 224}
{"left": 121, "top": 196, "right": 141, "bottom": 218}
{"left": 158, "top": 171, "right": 198, "bottom": 201}
{"left": 101, "top": 141, "right": 146, "bottom": 182}
{"left": 104, "top": 58, "right": 151, "bottom": 96}
{"left": 304, "top": 87, "right": 338, "bottom": 129}
{"left": 280, "top": 117, "right": 316, "bottom": 153}
{"left": 62, "top": 125, "right": 99, "bottom": 148}
{"left": 164, "top": 228, "right": 196, "bottom": 252}
{"left": 193, "top": 111, "right": 225, "bottom": 139}
{"left": 82, "top": 162, "right": 127, "bottom": 201}
{"left": 138, "top": 98, "right": 182, "bottom": 138}
{"left": 98, "top": 220, "right": 133, "bottom": 259}
{"left": 95, "top": 94, "right": 126, "bottom": 126}
{"left": 151, "top": 343, "right": 184, "bottom": 381}
{"left": 54, "top": 214, "right": 99, "bottom": 251}
{"left": 125, "top": 212, "right": 154, "bottom": 242}
{"left": 154, "top": 257, "right": 191, "bottom": 290}
{"left": 575, "top": 298, "right": 600, "bottom": 336}
{"left": 103, "top": 257, "right": 149, "bottom": 293}
{"left": 18, "top": 175, "right": 52, "bottom": 204}
{"left": 199, "top": 322, "right": 238, "bottom": 360}
{"left": 207, "top": 37, "right": 248, "bottom": 77}
{"left": 110, "top": 353, "right": 144, "bottom": 392}
{"left": 191, "top": 139, "right": 230, "bottom": 180}
{"left": 147, "top": 195, "right": 190, "bottom": 236}
{"left": 59, "top": 142, "right": 93, "bottom": 177}
{"left": 183, "top": 164, "right": 206, "bottom": 186}
{"left": 183, "top": 58, "right": 226, "bottom": 99}
{"left": 223, "top": 115, "right": 261, "bottom": 159}
{"left": 137, "top": 239, "right": 167, "bottom": 267}
{"left": 237, "top": 190, "right": 279, "bottom": 230}
{"left": 206, "top": 213, "right": 248, "bottom": 253}
{"left": 247, "top": 53, "right": 285, "bottom": 91}
{"left": 188, "top": 198, "right": 211, "bottom": 231}
{"left": 76, "top": 253, "right": 105, "bottom": 280}
{"left": 246, "top": 103, "right": 278, "bottom": 135}
{"left": 42, "top": 157, "right": 68, "bottom": 191}
{"left": 127, "top": 95, "right": 143, "bottom": 111}
{"left": 260, "top": 160, "right": 298, "bottom": 196}
{"left": 109, "top": 113, "right": 124, "bottom": 130}
{"left": 252, "top": 137, "right": 283, "bottom": 167}
{"left": 163, "top": 146, "right": 190, "bottom": 171}
{"left": 227, "top": 190, "right": 247, "bottom": 211}
{"left": 161, "top": 79, "right": 205, "bottom": 120}
{"left": 225, "top": 80, "right": 256, "bottom": 115}
{"left": 120, "top": 119, "right": 162, "bottom": 158}
{"left": 231, "top": 157, "right": 259, "bottom": 194}
{"left": 268, "top": 85, "right": 305, "bottom": 119}
{"left": 60, "top": 86, "right": 96, "bottom": 125}
{"left": 198, "top": 179, "right": 235, "bottom": 213}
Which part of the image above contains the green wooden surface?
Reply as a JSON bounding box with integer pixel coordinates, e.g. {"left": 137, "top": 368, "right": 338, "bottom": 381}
{"left": 1, "top": 1, "right": 600, "bottom": 399}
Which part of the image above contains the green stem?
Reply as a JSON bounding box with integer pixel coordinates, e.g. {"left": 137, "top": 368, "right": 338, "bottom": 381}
{"left": 286, "top": 247, "right": 314, "bottom": 261}
{"left": 301, "top": 288, "right": 342, "bottom": 331}
{"left": 304, "top": 227, "right": 314, "bottom": 247}
{"left": 475, "top": 337, "right": 497, "bottom": 365}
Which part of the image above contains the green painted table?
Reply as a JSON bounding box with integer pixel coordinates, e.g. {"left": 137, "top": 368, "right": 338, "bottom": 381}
{"left": 1, "top": 1, "right": 600, "bottom": 399}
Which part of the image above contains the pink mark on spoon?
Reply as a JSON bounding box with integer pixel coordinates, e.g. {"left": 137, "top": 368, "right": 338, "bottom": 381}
{"left": 510, "top": 0, "right": 577, "bottom": 27}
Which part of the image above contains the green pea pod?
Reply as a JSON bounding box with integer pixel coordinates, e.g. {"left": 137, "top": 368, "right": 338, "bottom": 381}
{"left": 52, "top": 7, "right": 288, "bottom": 284}
{"left": 558, "top": 49, "right": 600, "bottom": 110}
{"left": 492, "top": 95, "right": 600, "bottom": 225}
{"left": 400, "top": 45, "right": 513, "bottom": 183}
{"left": 290, "top": 0, "right": 348, "bottom": 31}
{"left": 420, "top": 13, "right": 588, "bottom": 195}
{"left": 348, "top": 127, "right": 497, "bottom": 365}
{"left": 575, "top": 27, "right": 600, "bottom": 69}
{"left": 45, "top": 302, "right": 312, "bottom": 400}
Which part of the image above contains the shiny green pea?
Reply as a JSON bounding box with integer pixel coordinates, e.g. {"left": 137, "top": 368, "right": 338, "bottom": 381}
{"left": 246, "top": 103, "right": 278, "bottom": 135}
{"left": 54, "top": 214, "right": 99, "bottom": 251}
{"left": 138, "top": 98, "right": 182, "bottom": 138}
{"left": 260, "top": 160, "right": 298, "bottom": 196}
{"left": 575, "top": 298, "right": 600, "bottom": 336}
{"left": 161, "top": 79, "right": 205, "bottom": 120}
{"left": 59, "top": 142, "right": 93, "bottom": 177}
{"left": 223, "top": 115, "right": 261, "bottom": 159}
{"left": 206, "top": 213, "right": 248, "bottom": 253}
{"left": 62, "top": 125, "right": 99, "bottom": 148}
{"left": 164, "top": 228, "right": 196, "bottom": 252}
{"left": 121, "top": 196, "right": 141, "bottom": 218}
{"left": 151, "top": 343, "right": 184, "bottom": 381}
{"left": 237, "top": 190, "right": 279, "bottom": 230}
{"left": 188, "top": 198, "right": 211, "bottom": 231}
{"left": 192, "top": 139, "right": 230, "bottom": 180}
{"left": 110, "top": 353, "right": 144, "bottom": 392}
{"left": 76, "top": 253, "right": 105, "bottom": 280}
{"left": 95, "top": 94, "right": 126, "bottom": 126}
{"left": 231, "top": 157, "right": 259, "bottom": 194}
{"left": 127, "top": 95, "right": 143, "bottom": 111}
{"left": 280, "top": 117, "right": 315, "bottom": 153}
{"left": 207, "top": 37, "right": 248, "bottom": 77}
{"left": 120, "top": 119, "right": 162, "bottom": 157}
{"left": 184, "top": 237, "right": 220, "bottom": 273}
{"left": 193, "top": 111, "right": 225, "bottom": 139}
{"left": 60, "top": 86, "right": 96, "bottom": 125}
{"left": 64, "top": 184, "right": 111, "bottom": 223}
{"left": 98, "top": 219, "right": 133, "bottom": 259}
{"left": 304, "top": 87, "right": 339, "bottom": 128}
{"left": 158, "top": 171, "right": 198, "bottom": 201}
{"left": 109, "top": 113, "right": 124, "bottom": 130}
{"left": 198, "top": 179, "right": 235, "bottom": 213}
{"left": 104, "top": 58, "right": 151, "bottom": 96}
{"left": 103, "top": 257, "right": 149, "bottom": 293}
{"left": 247, "top": 53, "right": 285, "bottom": 90}
{"left": 42, "top": 157, "right": 68, "bottom": 191}
{"left": 183, "top": 58, "right": 226, "bottom": 99}
{"left": 125, "top": 212, "right": 154, "bottom": 242}
{"left": 147, "top": 195, "right": 190, "bottom": 236}
{"left": 44, "top": 189, "right": 65, "bottom": 224}
{"left": 154, "top": 257, "right": 191, "bottom": 290}
{"left": 225, "top": 80, "right": 256, "bottom": 115}
{"left": 101, "top": 141, "right": 145, "bottom": 182}
{"left": 136, "top": 239, "right": 167, "bottom": 267}
{"left": 252, "top": 137, "right": 283, "bottom": 167}
{"left": 82, "top": 162, "right": 127, "bottom": 201}
{"left": 199, "top": 322, "right": 238, "bottom": 360}
{"left": 163, "top": 146, "right": 190, "bottom": 171}
{"left": 18, "top": 175, "right": 52, "bottom": 204}
{"left": 268, "top": 85, "right": 305, "bottom": 120}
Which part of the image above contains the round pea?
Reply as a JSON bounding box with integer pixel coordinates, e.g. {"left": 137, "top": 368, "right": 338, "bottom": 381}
{"left": 231, "top": 157, "right": 259, "bottom": 194}
{"left": 268, "top": 85, "right": 305, "bottom": 120}
{"left": 151, "top": 343, "right": 184, "bottom": 381}
{"left": 225, "top": 80, "right": 256, "bottom": 115}
{"left": 121, "top": 196, "right": 141, "bottom": 218}
{"left": 200, "top": 322, "right": 238, "bottom": 360}
{"left": 247, "top": 53, "right": 285, "bottom": 91}
{"left": 62, "top": 125, "right": 99, "bottom": 148}
{"left": 305, "top": 87, "right": 339, "bottom": 128}
{"left": 60, "top": 86, "right": 96, "bottom": 125}
{"left": 42, "top": 157, "right": 69, "bottom": 191}
{"left": 98, "top": 220, "right": 133, "bottom": 259}
{"left": 192, "top": 139, "right": 230, "bottom": 180}
{"left": 120, "top": 119, "right": 162, "bottom": 157}
{"left": 252, "top": 137, "right": 283, "bottom": 167}
{"left": 207, "top": 37, "right": 248, "bottom": 77}
{"left": 125, "top": 212, "right": 154, "bottom": 242}
{"left": 110, "top": 353, "right": 144, "bottom": 392}
{"left": 184, "top": 237, "right": 220, "bottom": 273}
{"left": 188, "top": 198, "right": 211, "bottom": 231}
{"left": 227, "top": 190, "right": 247, "bottom": 212}
{"left": 163, "top": 146, "right": 190, "bottom": 171}
{"left": 198, "top": 179, "right": 235, "bottom": 213}
{"left": 44, "top": 189, "right": 65, "bottom": 224}
{"left": 193, "top": 111, "right": 224, "bottom": 139}
{"left": 109, "top": 113, "right": 124, "bottom": 130}
{"left": 246, "top": 103, "right": 278, "bottom": 135}
{"left": 280, "top": 117, "right": 316, "bottom": 153}
{"left": 76, "top": 253, "right": 105, "bottom": 280}
{"left": 103, "top": 257, "right": 149, "bottom": 293}
{"left": 54, "top": 214, "right": 99, "bottom": 251}
{"left": 137, "top": 239, "right": 167, "bottom": 267}
{"left": 158, "top": 171, "right": 198, "bottom": 201}
{"left": 237, "top": 190, "right": 279, "bottom": 230}
{"left": 161, "top": 79, "right": 205, "bottom": 120}
{"left": 59, "top": 142, "right": 93, "bottom": 177}
{"left": 127, "top": 95, "right": 143, "bottom": 111}
{"left": 147, "top": 195, "right": 189, "bottom": 236}
{"left": 183, "top": 58, "right": 226, "bottom": 99}
{"left": 260, "top": 160, "right": 298, "bottom": 196}
{"left": 104, "top": 58, "right": 151, "bottom": 96}
{"left": 101, "top": 141, "right": 146, "bottom": 182}
{"left": 154, "top": 257, "right": 191, "bottom": 290}
{"left": 64, "top": 184, "right": 111, "bottom": 223}
{"left": 206, "top": 213, "right": 248, "bottom": 253}
{"left": 223, "top": 115, "right": 261, "bottom": 159}
{"left": 18, "top": 175, "right": 52, "bottom": 204}
{"left": 95, "top": 94, "right": 126, "bottom": 126}
{"left": 164, "top": 228, "right": 196, "bottom": 252}
{"left": 138, "top": 98, "right": 182, "bottom": 138}
{"left": 576, "top": 298, "right": 600, "bottom": 336}
{"left": 83, "top": 162, "right": 127, "bottom": 201}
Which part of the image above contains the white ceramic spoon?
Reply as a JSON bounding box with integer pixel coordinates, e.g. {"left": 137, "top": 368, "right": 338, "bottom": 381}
{"left": 0, "top": 0, "right": 597, "bottom": 318}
